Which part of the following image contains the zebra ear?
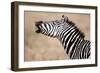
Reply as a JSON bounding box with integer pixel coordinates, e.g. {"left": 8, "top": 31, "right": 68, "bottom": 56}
{"left": 62, "top": 15, "right": 68, "bottom": 22}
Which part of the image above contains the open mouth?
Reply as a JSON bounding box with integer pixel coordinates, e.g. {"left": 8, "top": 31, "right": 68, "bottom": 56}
{"left": 35, "top": 21, "right": 43, "bottom": 33}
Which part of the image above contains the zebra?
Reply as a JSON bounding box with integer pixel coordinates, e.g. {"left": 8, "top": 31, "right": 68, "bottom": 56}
{"left": 35, "top": 15, "right": 90, "bottom": 59}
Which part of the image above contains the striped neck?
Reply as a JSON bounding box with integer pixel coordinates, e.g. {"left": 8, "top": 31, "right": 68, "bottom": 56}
{"left": 58, "top": 24, "right": 85, "bottom": 59}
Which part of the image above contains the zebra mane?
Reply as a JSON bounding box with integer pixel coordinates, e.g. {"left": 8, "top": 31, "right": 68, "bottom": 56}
{"left": 66, "top": 19, "right": 85, "bottom": 38}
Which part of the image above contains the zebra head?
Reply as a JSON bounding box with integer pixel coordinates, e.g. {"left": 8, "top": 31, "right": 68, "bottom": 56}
{"left": 35, "top": 15, "right": 69, "bottom": 38}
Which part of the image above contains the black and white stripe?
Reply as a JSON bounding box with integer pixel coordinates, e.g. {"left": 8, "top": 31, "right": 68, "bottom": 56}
{"left": 35, "top": 15, "right": 90, "bottom": 59}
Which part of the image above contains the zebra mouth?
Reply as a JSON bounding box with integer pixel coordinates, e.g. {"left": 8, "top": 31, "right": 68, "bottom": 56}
{"left": 35, "top": 21, "right": 43, "bottom": 33}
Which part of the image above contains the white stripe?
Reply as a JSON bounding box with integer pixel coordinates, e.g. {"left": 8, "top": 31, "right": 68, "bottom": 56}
{"left": 46, "top": 24, "right": 50, "bottom": 31}
{"left": 48, "top": 24, "right": 53, "bottom": 35}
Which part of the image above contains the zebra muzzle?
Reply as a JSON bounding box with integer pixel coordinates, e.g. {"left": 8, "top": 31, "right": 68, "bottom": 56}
{"left": 35, "top": 21, "right": 43, "bottom": 33}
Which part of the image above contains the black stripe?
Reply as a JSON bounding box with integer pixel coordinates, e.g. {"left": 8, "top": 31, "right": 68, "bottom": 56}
{"left": 48, "top": 24, "right": 53, "bottom": 36}
{"left": 44, "top": 24, "right": 48, "bottom": 32}
{"left": 47, "top": 24, "right": 53, "bottom": 36}
{"left": 79, "top": 40, "right": 85, "bottom": 59}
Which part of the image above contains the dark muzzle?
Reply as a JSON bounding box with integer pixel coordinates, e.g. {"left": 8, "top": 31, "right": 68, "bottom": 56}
{"left": 35, "top": 21, "right": 43, "bottom": 33}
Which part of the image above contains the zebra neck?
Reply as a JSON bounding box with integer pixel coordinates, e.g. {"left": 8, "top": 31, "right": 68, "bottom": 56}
{"left": 58, "top": 28, "right": 85, "bottom": 58}
{"left": 71, "top": 39, "right": 90, "bottom": 59}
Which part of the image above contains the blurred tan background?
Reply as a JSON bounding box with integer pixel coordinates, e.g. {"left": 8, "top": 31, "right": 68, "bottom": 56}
{"left": 24, "top": 11, "right": 90, "bottom": 61}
